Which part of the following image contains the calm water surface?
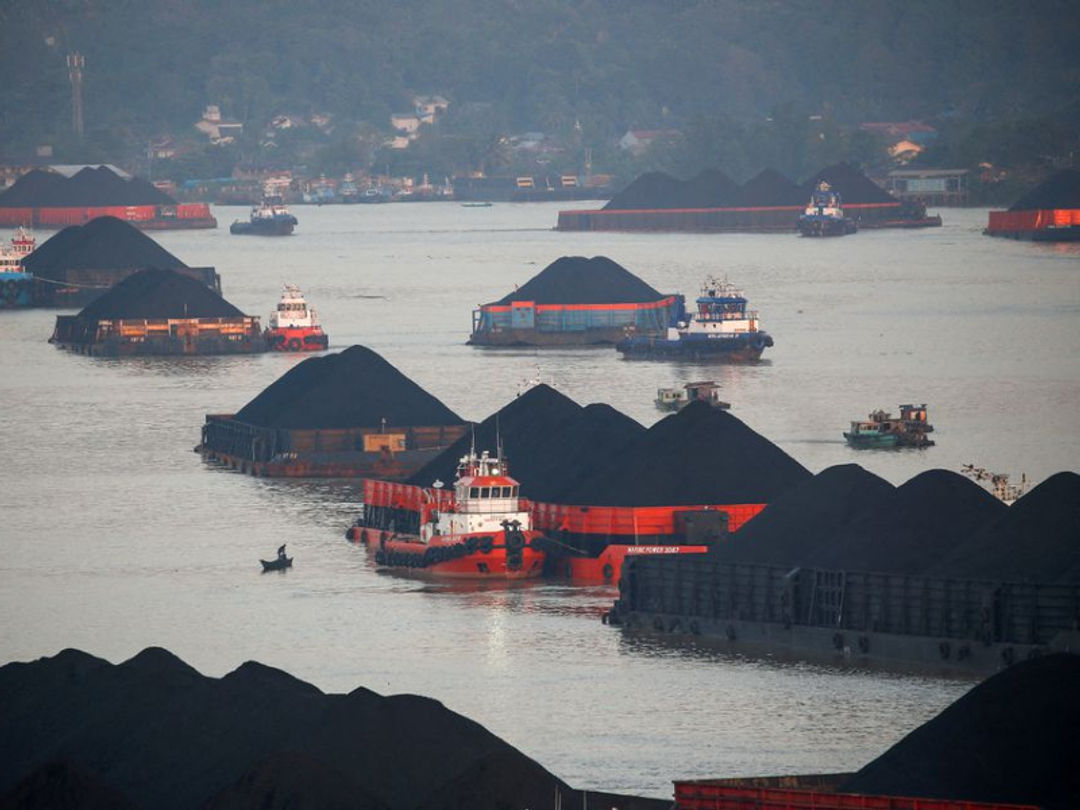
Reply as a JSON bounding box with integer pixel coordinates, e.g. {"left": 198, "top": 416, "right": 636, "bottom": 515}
{"left": 1, "top": 203, "right": 1077, "bottom": 798}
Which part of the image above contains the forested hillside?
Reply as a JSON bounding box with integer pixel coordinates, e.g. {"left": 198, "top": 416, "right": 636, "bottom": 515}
{"left": 1, "top": 0, "right": 1077, "bottom": 184}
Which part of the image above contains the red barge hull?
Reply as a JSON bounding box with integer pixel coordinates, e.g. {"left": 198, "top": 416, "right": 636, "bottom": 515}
{"left": 0, "top": 204, "right": 217, "bottom": 230}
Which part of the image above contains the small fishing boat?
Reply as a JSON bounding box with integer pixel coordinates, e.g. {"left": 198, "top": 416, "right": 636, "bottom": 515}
{"left": 844, "top": 404, "right": 934, "bottom": 448}
{"left": 260, "top": 555, "right": 293, "bottom": 571}
{"left": 655, "top": 380, "right": 730, "bottom": 411}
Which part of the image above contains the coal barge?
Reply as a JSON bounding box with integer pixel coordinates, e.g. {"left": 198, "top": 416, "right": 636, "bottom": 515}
{"left": 985, "top": 169, "right": 1080, "bottom": 241}
{"left": 558, "top": 163, "right": 941, "bottom": 233}
{"left": 22, "top": 216, "right": 219, "bottom": 308}
{"left": 468, "top": 256, "right": 679, "bottom": 347}
{"left": 605, "top": 469, "right": 1080, "bottom": 676}
{"left": 198, "top": 345, "right": 468, "bottom": 478}
{"left": 0, "top": 166, "right": 216, "bottom": 230}
{"left": 50, "top": 268, "right": 265, "bottom": 357}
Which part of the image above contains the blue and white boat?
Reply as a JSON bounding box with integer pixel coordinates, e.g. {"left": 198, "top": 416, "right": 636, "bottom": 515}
{"left": 0, "top": 227, "right": 36, "bottom": 309}
{"left": 798, "top": 181, "right": 857, "bottom": 236}
{"left": 230, "top": 199, "right": 298, "bottom": 235}
{"left": 615, "top": 277, "right": 773, "bottom": 362}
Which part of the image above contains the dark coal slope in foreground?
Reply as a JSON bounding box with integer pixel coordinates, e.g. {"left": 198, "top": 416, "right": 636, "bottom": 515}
{"left": 604, "top": 171, "right": 686, "bottom": 210}
{"left": 406, "top": 384, "right": 587, "bottom": 497}
{"left": 732, "top": 168, "right": 804, "bottom": 207}
{"left": 0, "top": 166, "right": 175, "bottom": 207}
{"left": 22, "top": 217, "right": 188, "bottom": 278}
{"left": 0, "top": 761, "right": 140, "bottom": 810}
{"left": 712, "top": 464, "right": 895, "bottom": 567}
{"left": 75, "top": 269, "right": 244, "bottom": 321}
{"left": 1008, "top": 169, "right": 1080, "bottom": 211}
{"left": 563, "top": 401, "right": 811, "bottom": 507}
{"left": 0, "top": 647, "right": 576, "bottom": 810}
{"left": 805, "top": 469, "right": 1008, "bottom": 576}
{"left": 841, "top": 653, "right": 1080, "bottom": 809}
{"left": 234, "top": 345, "right": 465, "bottom": 430}
{"left": 928, "top": 471, "right": 1080, "bottom": 584}
{"left": 491, "top": 256, "right": 666, "bottom": 305}
{"left": 800, "top": 162, "right": 897, "bottom": 204}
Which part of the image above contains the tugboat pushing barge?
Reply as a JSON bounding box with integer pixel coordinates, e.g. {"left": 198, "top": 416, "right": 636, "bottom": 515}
{"left": 265, "top": 284, "right": 328, "bottom": 351}
{"left": 0, "top": 227, "right": 36, "bottom": 308}
{"left": 798, "top": 181, "right": 857, "bottom": 236}
{"left": 844, "top": 404, "right": 934, "bottom": 448}
{"left": 360, "top": 447, "right": 545, "bottom": 580}
{"left": 616, "top": 277, "right": 773, "bottom": 362}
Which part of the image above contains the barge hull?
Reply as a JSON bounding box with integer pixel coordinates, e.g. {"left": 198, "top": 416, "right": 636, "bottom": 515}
{"left": 608, "top": 554, "right": 1080, "bottom": 676}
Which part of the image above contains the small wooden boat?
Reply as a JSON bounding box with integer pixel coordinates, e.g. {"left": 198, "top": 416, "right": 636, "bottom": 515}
{"left": 260, "top": 555, "right": 293, "bottom": 572}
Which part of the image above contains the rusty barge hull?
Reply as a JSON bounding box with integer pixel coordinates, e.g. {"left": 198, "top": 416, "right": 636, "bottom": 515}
{"left": 199, "top": 415, "right": 468, "bottom": 479}
{"left": 556, "top": 203, "right": 941, "bottom": 233}
{"left": 50, "top": 315, "right": 266, "bottom": 357}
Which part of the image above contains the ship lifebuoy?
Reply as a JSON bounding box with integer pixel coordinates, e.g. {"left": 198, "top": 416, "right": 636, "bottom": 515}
{"left": 601, "top": 563, "right": 615, "bottom": 581}
{"left": 287, "top": 338, "right": 301, "bottom": 350}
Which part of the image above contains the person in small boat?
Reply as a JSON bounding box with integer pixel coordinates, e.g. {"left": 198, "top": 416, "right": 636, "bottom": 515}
{"left": 277, "top": 544, "right": 287, "bottom": 560}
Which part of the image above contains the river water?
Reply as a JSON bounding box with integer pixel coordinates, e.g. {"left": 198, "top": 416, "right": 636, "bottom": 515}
{"left": 0, "top": 203, "right": 1077, "bottom": 798}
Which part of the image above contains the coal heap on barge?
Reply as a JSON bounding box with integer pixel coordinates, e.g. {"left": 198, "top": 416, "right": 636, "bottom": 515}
{"left": 0, "top": 165, "right": 216, "bottom": 230}
{"left": 468, "top": 255, "right": 680, "bottom": 346}
{"left": 22, "top": 216, "right": 219, "bottom": 307}
{"left": 559, "top": 162, "right": 940, "bottom": 232}
{"left": 840, "top": 652, "right": 1080, "bottom": 809}
{"left": 676, "top": 653, "right": 1079, "bottom": 810}
{"left": 50, "top": 268, "right": 264, "bottom": 357}
{"left": 985, "top": 169, "right": 1080, "bottom": 241}
{"left": 0, "top": 647, "right": 667, "bottom": 810}
{"left": 608, "top": 463, "right": 1080, "bottom": 675}
{"left": 199, "top": 345, "right": 468, "bottom": 478}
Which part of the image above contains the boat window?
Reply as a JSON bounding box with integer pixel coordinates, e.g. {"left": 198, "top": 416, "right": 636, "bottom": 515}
{"left": 512, "top": 486, "right": 519, "bottom": 498}
{"left": 469, "top": 487, "right": 479, "bottom": 498}
{"left": 480, "top": 487, "right": 491, "bottom": 498}
{"left": 501, "top": 486, "right": 512, "bottom": 498}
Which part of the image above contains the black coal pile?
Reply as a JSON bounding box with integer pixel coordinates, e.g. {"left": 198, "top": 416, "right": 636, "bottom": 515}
{"left": 519, "top": 403, "right": 647, "bottom": 503}
{"left": 490, "top": 256, "right": 667, "bottom": 305}
{"left": 73, "top": 269, "right": 243, "bottom": 322}
{"left": 406, "top": 384, "right": 587, "bottom": 497}
{"left": 800, "top": 162, "right": 898, "bottom": 204}
{"left": 0, "top": 647, "right": 601, "bottom": 810}
{"left": 678, "top": 168, "right": 738, "bottom": 208}
{"left": 604, "top": 171, "right": 686, "bottom": 210}
{"left": 804, "top": 469, "right": 1007, "bottom": 575}
{"left": 732, "top": 168, "right": 804, "bottom": 207}
{"left": 562, "top": 401, "right": 811, "bottom": 507}
{"left": 710, "top": 464, "right": 895, "bottom": 567}
{"left": 22, "top": 216, "right": 188, "bottom": 280}
{"left": 841, "top": 653, "right": 1080, "bottom": 809}
{"left": 1008, "top": 169, "right": 1080, "bottom": 211}
{"left": 0, "top": 761, "right": 139, "bottom": 810}
{"left": 0, "top": 166, "right": 176, "bottom": 207}
{"left": 928, "top": 471, "right": 1080, "bottom": 584}
{"left": 233, "top": 345, "right": 465, "bottom": 431}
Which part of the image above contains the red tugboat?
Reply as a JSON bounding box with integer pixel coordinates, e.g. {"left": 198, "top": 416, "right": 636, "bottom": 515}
{"left": 265, "top": 283, "right": 328, "bottom": 351}
{"left": 366, "top": 447, "right": 545, "bottom": 580}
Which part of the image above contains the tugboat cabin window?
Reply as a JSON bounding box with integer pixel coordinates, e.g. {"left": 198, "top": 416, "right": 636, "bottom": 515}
{"left": 480, "top": 487, "right": 491, "bottom": 498}
{"left": 469, "top": 487, "right": 480, "bottom": 498}
{"left": 502, "top": 486, "right": 513, "bottom": 497}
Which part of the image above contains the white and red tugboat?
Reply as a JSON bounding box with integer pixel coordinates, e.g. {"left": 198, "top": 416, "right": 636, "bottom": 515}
{"left": 265, "top": 283, "right": 328, "bottom": 351}
{"left": 369, "top": 447, "right": 545, "bottom": 580}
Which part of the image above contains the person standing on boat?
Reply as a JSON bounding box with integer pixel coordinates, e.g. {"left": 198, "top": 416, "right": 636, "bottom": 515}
{"left": 277, "top": 544, "right": 287, "bottom": 560}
